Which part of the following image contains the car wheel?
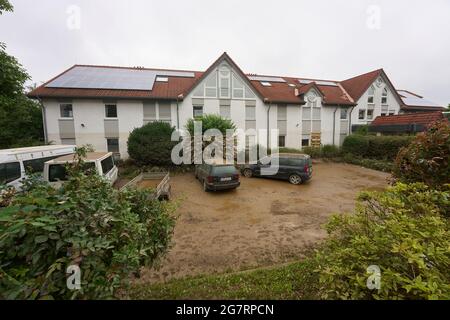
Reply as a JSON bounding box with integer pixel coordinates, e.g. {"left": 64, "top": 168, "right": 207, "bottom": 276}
{"left": 289, "top": 174, "right": 302, "bottom": 185}
{"left": 203, "top": 180, "right": 209, "bottom": 192}
{"left": 243, "top": 169, "right": 253, "bottom": 178}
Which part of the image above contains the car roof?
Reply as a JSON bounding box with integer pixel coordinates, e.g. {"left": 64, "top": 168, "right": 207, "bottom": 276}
{"left": 270, "top": 153, "right": 310, "bottom": 158}
{"left": 46, "top": 152, "right": 112, "bottom": 164}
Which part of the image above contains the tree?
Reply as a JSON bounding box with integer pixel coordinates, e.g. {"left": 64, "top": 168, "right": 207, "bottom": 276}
{"left": 0, "top": 4, "right": 44, "bottom": 149}
{"left": 0, "top": 147, "right": 176, "bottom": 299}
{"left": 0, "top": 0, "right": 13, "bottom": 15}
{"left": 127, "top": 121, "right": 178, "bottom": 166}
{"left": 393, "top": 120, "right": 450, "bottom": 188}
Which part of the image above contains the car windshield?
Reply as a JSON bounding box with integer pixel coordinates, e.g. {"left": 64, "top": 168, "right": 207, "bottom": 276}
{"left": 212, "top": 165, "right": 237, "bottom": 175}
{"left": 48, "top": 162, "right": 96, "bottom": 182}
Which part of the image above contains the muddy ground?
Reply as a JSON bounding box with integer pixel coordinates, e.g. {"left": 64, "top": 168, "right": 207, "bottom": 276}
{"left": 138, "top": 162, "right": 389, "bottom": 283}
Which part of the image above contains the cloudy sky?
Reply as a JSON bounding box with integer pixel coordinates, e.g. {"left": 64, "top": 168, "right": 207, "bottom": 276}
{"left": 1, "top": 0, "right": 449, "bottom": 105}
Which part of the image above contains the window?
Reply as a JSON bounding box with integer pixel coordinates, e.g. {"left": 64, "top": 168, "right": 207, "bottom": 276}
{"left": 156, "top": 76, "right": 168, "bottom": 82}
{"left": 60, "top": 104, "right": 73, "bottom": 118}
{"left": 232, "top": 74, "right": 244, "bottom": 98}
{"left": 23, "top": 156, "right": 57, "bottom": 174}
{"left": 278, "top": 135, "right": 286, "bottom": 147}
{"left": 107, "top": 138, "right": 119, "bottom": 153}
{"left": 48, "top": 164, "right": 68, "bottom": 182}
{"left": 105, "top": 104, "right": 117, "bottom": 118}
{"left": 260, "top": 81, "right": 271, "bottom": 87}
{"left": 367, "top": 85, "right": 375, "bottom": 104}
{"left": 381, "top": 112, "right": 387, "bottom": 117}
{"left": 219, "top": 105, "right": 231, "bottom": 119}
{"left": 101, "top": 156, "right": 115, "bottom": 175}
{"left": 340, "top": 108, "right": 348, "bottom": 120}
{"left": 245, "top": 105, "right": 256, "bottom": 130}
{"left": 303, "top": 106, "right": 311, "bottom": 120}
{"left": 367, "top": 109, "right": 374, "bottom": 120}
{"left": 193, "top": 106, "right": 203, "bottom": 118}
{"left": 219, "top": 66, "right": 231, "bottom": 98}
{"left": 302, "top": 137, "right": 310, "bottom": 147}
{"left": 358, "top": 109, "right": 366, "bottom": 120}
{"left": 389, "top": 111, "right": 395, "bottom": 116}
{"left": 382, "top": 88, "right": 388, "bottom": 104}
{"left": 0, "top": 162, "right": 21, "bottom": 184}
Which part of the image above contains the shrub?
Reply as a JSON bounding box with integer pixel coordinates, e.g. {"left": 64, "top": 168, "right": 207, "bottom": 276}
{"left": 393, "top": 120, "right": 450, "bottom": 188}
{"left": 342, "top": 134, "right": 412, "bottom": 160}
{"left": 0, "top": 152, "right": 176, "bottom": 299}
{"left": 185, "top": 114, "right": 236, "bottom": 137}
{"left": 342, "top": 135, "right": 369, "bottom": 157}
{"left": 315, "top": 183, "right": 450, "bottom": 300}
{"left": 127, "top": 121, "right": 178, "bottom": 166}
{"left": 365, "top": 135, "right": 413, "bottom": 160}
{"left": 301, "top": 147, "right": 322, "bottom": 158}
{"left": 321, "top": 145, "right": 341, "bottom": 158}
{"left": 340, "top": 154, "right": 393, "bottom": 172}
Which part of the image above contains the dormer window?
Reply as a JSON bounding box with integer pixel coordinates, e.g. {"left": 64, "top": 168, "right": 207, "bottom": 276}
{"left": 368, "top": 85, "right": 375, "bottom": 104}
{"left": 381, "top": 88, "right": 388, "bottom": 104}
{"left": 156, "top": 76, "right": 168, "bottom": 82}
{"left": 260, "top": 81, "right": 271, "bottom": 87}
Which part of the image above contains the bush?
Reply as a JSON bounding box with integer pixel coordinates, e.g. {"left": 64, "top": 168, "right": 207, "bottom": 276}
{"left": 315, "top": 183, "right": 450, "bottom": 300}
{"left": 185, "top": 114, "right": 236, "bottom": 137}
{"left": 321, "top": 145, "right": 341, "bottom": 158}
{"left": 0, "top": 152, "right": 176, "bottom": 299}
{"left": 365, "top": 135, "right": 413, "bottom": 160}
{"left": 340, "top": 154, "right": 393, "bottom": 172}
{"left": 342, "top": 135, "right": 369, "bottom": 157}
{"left": 342, "top": 135, "right": 412, "bottom": 160}
{"left": 128, "top": 121, "right": 178, "bottom": 166}
{"left": 393, "top": 120, "right": 450, "bottom": 188}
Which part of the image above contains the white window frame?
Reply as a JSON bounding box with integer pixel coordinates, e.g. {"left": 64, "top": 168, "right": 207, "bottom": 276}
{"left": 367, "top": 85, "right": 375, "bottom": 105}
{"left": 358, "top": 109, "right": 366, "bottom": 120}
{"left": 60, "top": 104, "right": 73, "bottom": 118}
{"left": 260, "top": 81, "right": 272, "bottom": 87}
{"left": 381, "top": 88, "right": 388, "bottom": 105}
{"left": 156, "top": 76, "right": 168, "bottom": 82}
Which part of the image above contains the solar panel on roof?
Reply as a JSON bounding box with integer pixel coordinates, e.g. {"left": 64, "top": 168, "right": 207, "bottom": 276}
{"left": 45, "top": 66, "right": 195, "bottom": 91}
{"left": 248, "top": 76, "right": 286, "bottom": 83}
{"left": 298, "top": 79, "right": 337, "bottom": 86}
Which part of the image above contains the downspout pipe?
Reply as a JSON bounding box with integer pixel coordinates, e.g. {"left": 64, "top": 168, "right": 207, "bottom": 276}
{"left": 348, "top": 105, "right": 356, "bottom": 134}
{"left": 332, "top": 106, "right": 338, "bottom": 145}
{"left": 265, "top": 98, "right": 271, "bottom": 150}
{"left": 176, "top": 94, "right": 183, "bottom": 130}
{"left": 37, "top": 95, "right": 48, "bottom": 144}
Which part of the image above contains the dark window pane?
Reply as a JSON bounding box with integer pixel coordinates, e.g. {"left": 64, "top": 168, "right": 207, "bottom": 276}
{"left": 211, "top": 166, "right": 237, "bottom": 175}
{"left": 288, "top": 158, "right": 303, "bottom": 166}
{"left": 60, "top": 104, "right": 73, "bottom": 118}
{"left": 302, "top": 139, "right": 309, "bottom": 147}
{"left": 279, "top": 158, "right": 290, "bottom": 166}
{"left": 107, "top": 138, "right": 119, "bottom": 153}
{"left": 105, "top": 104, "right": 117, "bottom": 118}
{"left": 0, "top": 162, "right": 21, "bottom": 184}
{"left": 101, "top": 156, "right": 114, "bottom": 175}
{"left": 23, "top": 156, "right": 57, "bottom": 174}
{"left": 278, "top": 135, "right": 286, "bottom": 147}
{"left": 193, "top": 106, "right": 203, "bottom": 118}
{"left": 49, "top": 164, "right": 67, "bottom": 182}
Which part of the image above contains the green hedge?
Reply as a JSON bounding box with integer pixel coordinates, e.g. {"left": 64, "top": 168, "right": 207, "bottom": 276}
{"left": 342, "top": 135, "right": 413, "bottom": 160}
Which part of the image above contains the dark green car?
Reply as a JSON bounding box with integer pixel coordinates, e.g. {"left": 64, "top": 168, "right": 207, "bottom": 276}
{"left": 241, "top": 153, "right": 312, "bottom": 185}
{"left": 195, "top": 163, "right": 241, "bottom": 192}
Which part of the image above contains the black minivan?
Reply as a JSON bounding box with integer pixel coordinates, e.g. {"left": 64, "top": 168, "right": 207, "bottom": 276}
{"left": 241, "top": 153, "right": 312, "bottom": 185}
{"left": 195, "top": 163, "right": 241, "bottom": 192}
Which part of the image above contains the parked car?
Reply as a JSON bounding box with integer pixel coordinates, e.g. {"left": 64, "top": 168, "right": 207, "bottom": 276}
{"left": 195, "top": 163, "right": 240, "bottom": 192}
{"left": 241, "top": 153, "right": 312, "bottom": 185}
{"left": 0, "top": 145, "right": 76, "bottom": 190}
{"left": 43, "top": 152, "right": 118, "bottom": 188}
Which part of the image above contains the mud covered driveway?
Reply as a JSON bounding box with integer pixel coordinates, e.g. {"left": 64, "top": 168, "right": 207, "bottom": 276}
{"left": 139, "top": 162, "right": 389, "bottom": 283}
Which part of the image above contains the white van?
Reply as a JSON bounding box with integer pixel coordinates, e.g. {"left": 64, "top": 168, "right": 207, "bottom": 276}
{"left": 43, "top": 152, "right": 118, "bottom": 188}
{"left": 0, "top": 145, "right": 76, "bottom": 190}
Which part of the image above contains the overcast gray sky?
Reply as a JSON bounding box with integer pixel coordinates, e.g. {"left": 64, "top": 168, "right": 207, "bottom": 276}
{"left": 1, "top": 0, "right": 449, "bottom": 105}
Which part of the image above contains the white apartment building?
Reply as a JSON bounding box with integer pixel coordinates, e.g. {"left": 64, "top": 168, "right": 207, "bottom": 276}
{"left": 28, "top": 53, "right": 443, "bottom": 159}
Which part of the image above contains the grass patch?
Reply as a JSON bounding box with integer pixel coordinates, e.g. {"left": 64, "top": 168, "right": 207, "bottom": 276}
{"left": 125, "top": 259, "right": 320, "bottom": 300}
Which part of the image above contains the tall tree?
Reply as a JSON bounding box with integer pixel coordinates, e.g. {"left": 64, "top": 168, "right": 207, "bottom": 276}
{"left": 0, "top": 3, "right": 44, "bottom": 148}
{"left": 0, "top": 0, "right": 13, "bottom": 15}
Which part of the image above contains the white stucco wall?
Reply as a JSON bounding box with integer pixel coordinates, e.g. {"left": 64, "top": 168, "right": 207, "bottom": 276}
{"left": 351, "top": 75, "right": 401, "bottom": 127}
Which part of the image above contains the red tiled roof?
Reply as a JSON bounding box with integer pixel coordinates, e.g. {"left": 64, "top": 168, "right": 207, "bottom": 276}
{"left": 371, "top": 111, "right": 446, "bottom": 126}
{"left": 340, "top": 69, "right": 382, "bottom": 101}
{"left": 28, "top": 65, "right": 204, "bottom": 100}
{"left": 26, "top": 54, "right": 430, "bottom": 108}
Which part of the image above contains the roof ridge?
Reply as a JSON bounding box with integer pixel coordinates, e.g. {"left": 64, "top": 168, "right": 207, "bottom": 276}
{"left": 73, "top": 64, "right": 202, "bottom": 74}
